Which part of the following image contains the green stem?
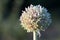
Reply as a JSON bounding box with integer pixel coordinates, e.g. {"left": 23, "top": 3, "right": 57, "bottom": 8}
{"left": 33, "top": 31, "right": 37, "bottom": 40}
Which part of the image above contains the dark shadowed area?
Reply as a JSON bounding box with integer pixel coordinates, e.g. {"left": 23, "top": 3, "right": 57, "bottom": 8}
{"left": 0, "top": 0, "right": 60, "bottom": 40}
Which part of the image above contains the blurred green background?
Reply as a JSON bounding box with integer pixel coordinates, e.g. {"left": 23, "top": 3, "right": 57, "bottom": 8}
{"left": 0, "top": 0, "right": 60, "bottom": 40}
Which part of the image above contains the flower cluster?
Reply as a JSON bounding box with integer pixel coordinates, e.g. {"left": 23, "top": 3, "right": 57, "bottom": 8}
{"left": 20, "top": 4, "right": 52, "bottom": 32}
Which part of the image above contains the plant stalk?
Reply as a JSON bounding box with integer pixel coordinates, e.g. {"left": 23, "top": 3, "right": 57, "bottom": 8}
{"left": 33, "top": 31, "right": 37, "bottom": 40}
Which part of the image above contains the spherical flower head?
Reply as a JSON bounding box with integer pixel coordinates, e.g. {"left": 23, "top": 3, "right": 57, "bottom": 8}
{"left": 20, "top": 4, "right": 52, "bottom": 32}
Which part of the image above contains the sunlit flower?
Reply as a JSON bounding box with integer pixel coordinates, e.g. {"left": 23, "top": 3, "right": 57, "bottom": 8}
{"left": 20, "top": 4, "right": 52, "bottom": 32}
